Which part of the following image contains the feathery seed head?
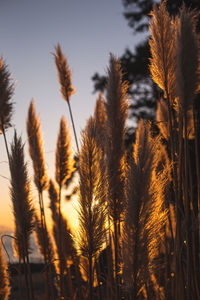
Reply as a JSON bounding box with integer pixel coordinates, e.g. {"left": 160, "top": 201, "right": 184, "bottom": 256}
{"left": 106, "top": 54, "right": 129, "bottom": 220}
{"left": 0, "top": 57, "right": 14, "bottom": 134}
{"left": 94, "top": 93, "right": 107, "bottom": 150}
{"left": 10, "top": 131, "right": 34, "bottom": 258}
{"left": 124, "top": 121, "right": 168, "bottom": 294}
{"left": 106, "top": 54, "right": 129, "bottom": 142}
{"left": 55, "top": 116, "right": 74, "bottom": 186}
{"left": 77, "top": 117, "right": 106, "bottom": 259}
{"left": 79, "top": 117, "right": 100, "bottom": 207}
{"left": 27, "top": 99, "right": 48, "bottom": 192}
{"left": 149, "top": 0, "right": 176, "bottom": 98}
{"left": 54, "top": 43, "right": 75, "bottom": 102}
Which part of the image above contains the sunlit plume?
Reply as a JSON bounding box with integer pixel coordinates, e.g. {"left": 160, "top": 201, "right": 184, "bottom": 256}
{"left": 54, "top": 43, "right": 79, "bottom": 153}
{"left": 26, "top": 99, "right": 48, "bottom": 192}
{"left": 77, "top": 117, "right": 106, "bottom": 257}
{"left": 93, "top": 93, "right": 108, "bottom": 207}
{"left": 149, "top": 0, "right": 176, "bottom": 99}
{"left": 54, "top": 116, "right": 75, "bottom": 298}
{"left": 77, "top": 117, "right": 107, "bottom": 296}
{"left": 123, "top": 120, "right": 167, "bottom": 298}
{"left": 54, "top": 43, "right": 75, "bottom": 102}
{"left": 55, "top": 116, "right": 74, "bottom": 187}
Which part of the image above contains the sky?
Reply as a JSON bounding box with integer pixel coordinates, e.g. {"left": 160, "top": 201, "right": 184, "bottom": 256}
{"left": 0, "top": 0, "right": 144, "bottom": 231}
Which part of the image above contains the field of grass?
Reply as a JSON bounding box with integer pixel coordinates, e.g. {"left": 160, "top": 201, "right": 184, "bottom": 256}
{"left": 0, "top": 2, "right": 200, "bottom": 299}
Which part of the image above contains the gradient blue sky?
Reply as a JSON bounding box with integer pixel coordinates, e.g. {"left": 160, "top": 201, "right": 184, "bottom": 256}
{"left": 0, "top": 0, "right": 145, "bottom": 229}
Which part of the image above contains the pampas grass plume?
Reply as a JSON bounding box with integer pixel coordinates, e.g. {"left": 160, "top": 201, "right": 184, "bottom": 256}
{"left": 149, "top": 0, "right": 175, "bottom": 98}
{"left": 54, "top": 43, "right": 75, "bottom": 102}
{"left": 77, "top": 117, "right": 107, "bottom": 299}
{"left": 77, "top": 117, "right": 106, "bottom": 258}
{"left": 124, "top": 120, "right": 167, "bottom": 298}
{"left": 0, "top": 57, "right": 14, "bottom": 134}
{"left": 10, "top": 131, "right": 34, "bottom": 258}
{"left": 27, "top": 99, "right": 48, "bottom": 192}
{"left": 106, "top": 54, "right": 129, "bottom": 220}
{"left": 94, "top": 93, "right": 107, "bottom": 149}
{"left": 55, "top": 116, "right": 74, "bottom": 186}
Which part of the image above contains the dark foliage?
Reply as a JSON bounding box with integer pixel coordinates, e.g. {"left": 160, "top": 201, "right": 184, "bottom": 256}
{"left": 92, "top": 0, "right": 200, "bottom": 135}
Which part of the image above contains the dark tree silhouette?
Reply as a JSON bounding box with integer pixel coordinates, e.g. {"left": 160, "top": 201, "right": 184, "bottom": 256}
{"left": 92, "top": 0, "right": 200, "bottom": 132}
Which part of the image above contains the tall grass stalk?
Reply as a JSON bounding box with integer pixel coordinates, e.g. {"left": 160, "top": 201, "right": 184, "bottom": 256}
{"left": 10, "top": 131, "right": 35, "bottom": 300}
{"left": 34, "top": 213, "right": 56, "bottom": 300}
{"left": 105, "top": 54, "right": 129, "bottom": 300}
{"left": 77, "top": 117, "right": 107, "bottom": 300}
{"left": 26, "top": 100, "right": 54, "bottom": 299}
{"left": 48, "top": 179, "right": 76, "bottom": 300}
{"left": 0, "top": 57, "right": 14, "bottom": 165}
{"left": 93, "top": 94, "right": 114, "bottom": 299}
{"left": 124, "top": 120, "right": 167, "bottom": 299}
{"left": 54, "top": 43, "right": 79, "bottom": 153}
{"left": 149, "top": 3, "right": 182, "bottom": 298}
{"left": 55, "top": 116, "right": 74, "bottom": 299}
{"left": 175, "top": 5, "right": 199, "bottom": 298}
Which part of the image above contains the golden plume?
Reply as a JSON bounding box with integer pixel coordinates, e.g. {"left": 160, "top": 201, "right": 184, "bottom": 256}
{"left": 123, "top": 120, "right": 167, "bottom": 299}
{"left": 149, "top": 0, "right": 176, "bottom": 98}
{"left": 26, "top": 99, "right": 48, "bottom": 192}
{"left": 93, "top": 93, "right": 108, "bottom": 206}
{"left": 77, "top": 117, "right": 107, "bottom": 297}
{"left": 55, "top": 117, "right": 75, "bottom": 299}
{"left": 54, "top": 43, "right": 79, "bottom": 153}
{"left": 55, "top": 116, "right": 74, "bottom": 187}
{"left": 0, "top": 246, "right": 10, "bottom": 300}
{"left": 54, "top": 43, "right": 75, "bottom": 102}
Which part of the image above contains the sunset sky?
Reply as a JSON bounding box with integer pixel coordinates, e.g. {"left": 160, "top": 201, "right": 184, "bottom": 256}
{"left": 0, "top": 0, "right": 143, "bottom": 231}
